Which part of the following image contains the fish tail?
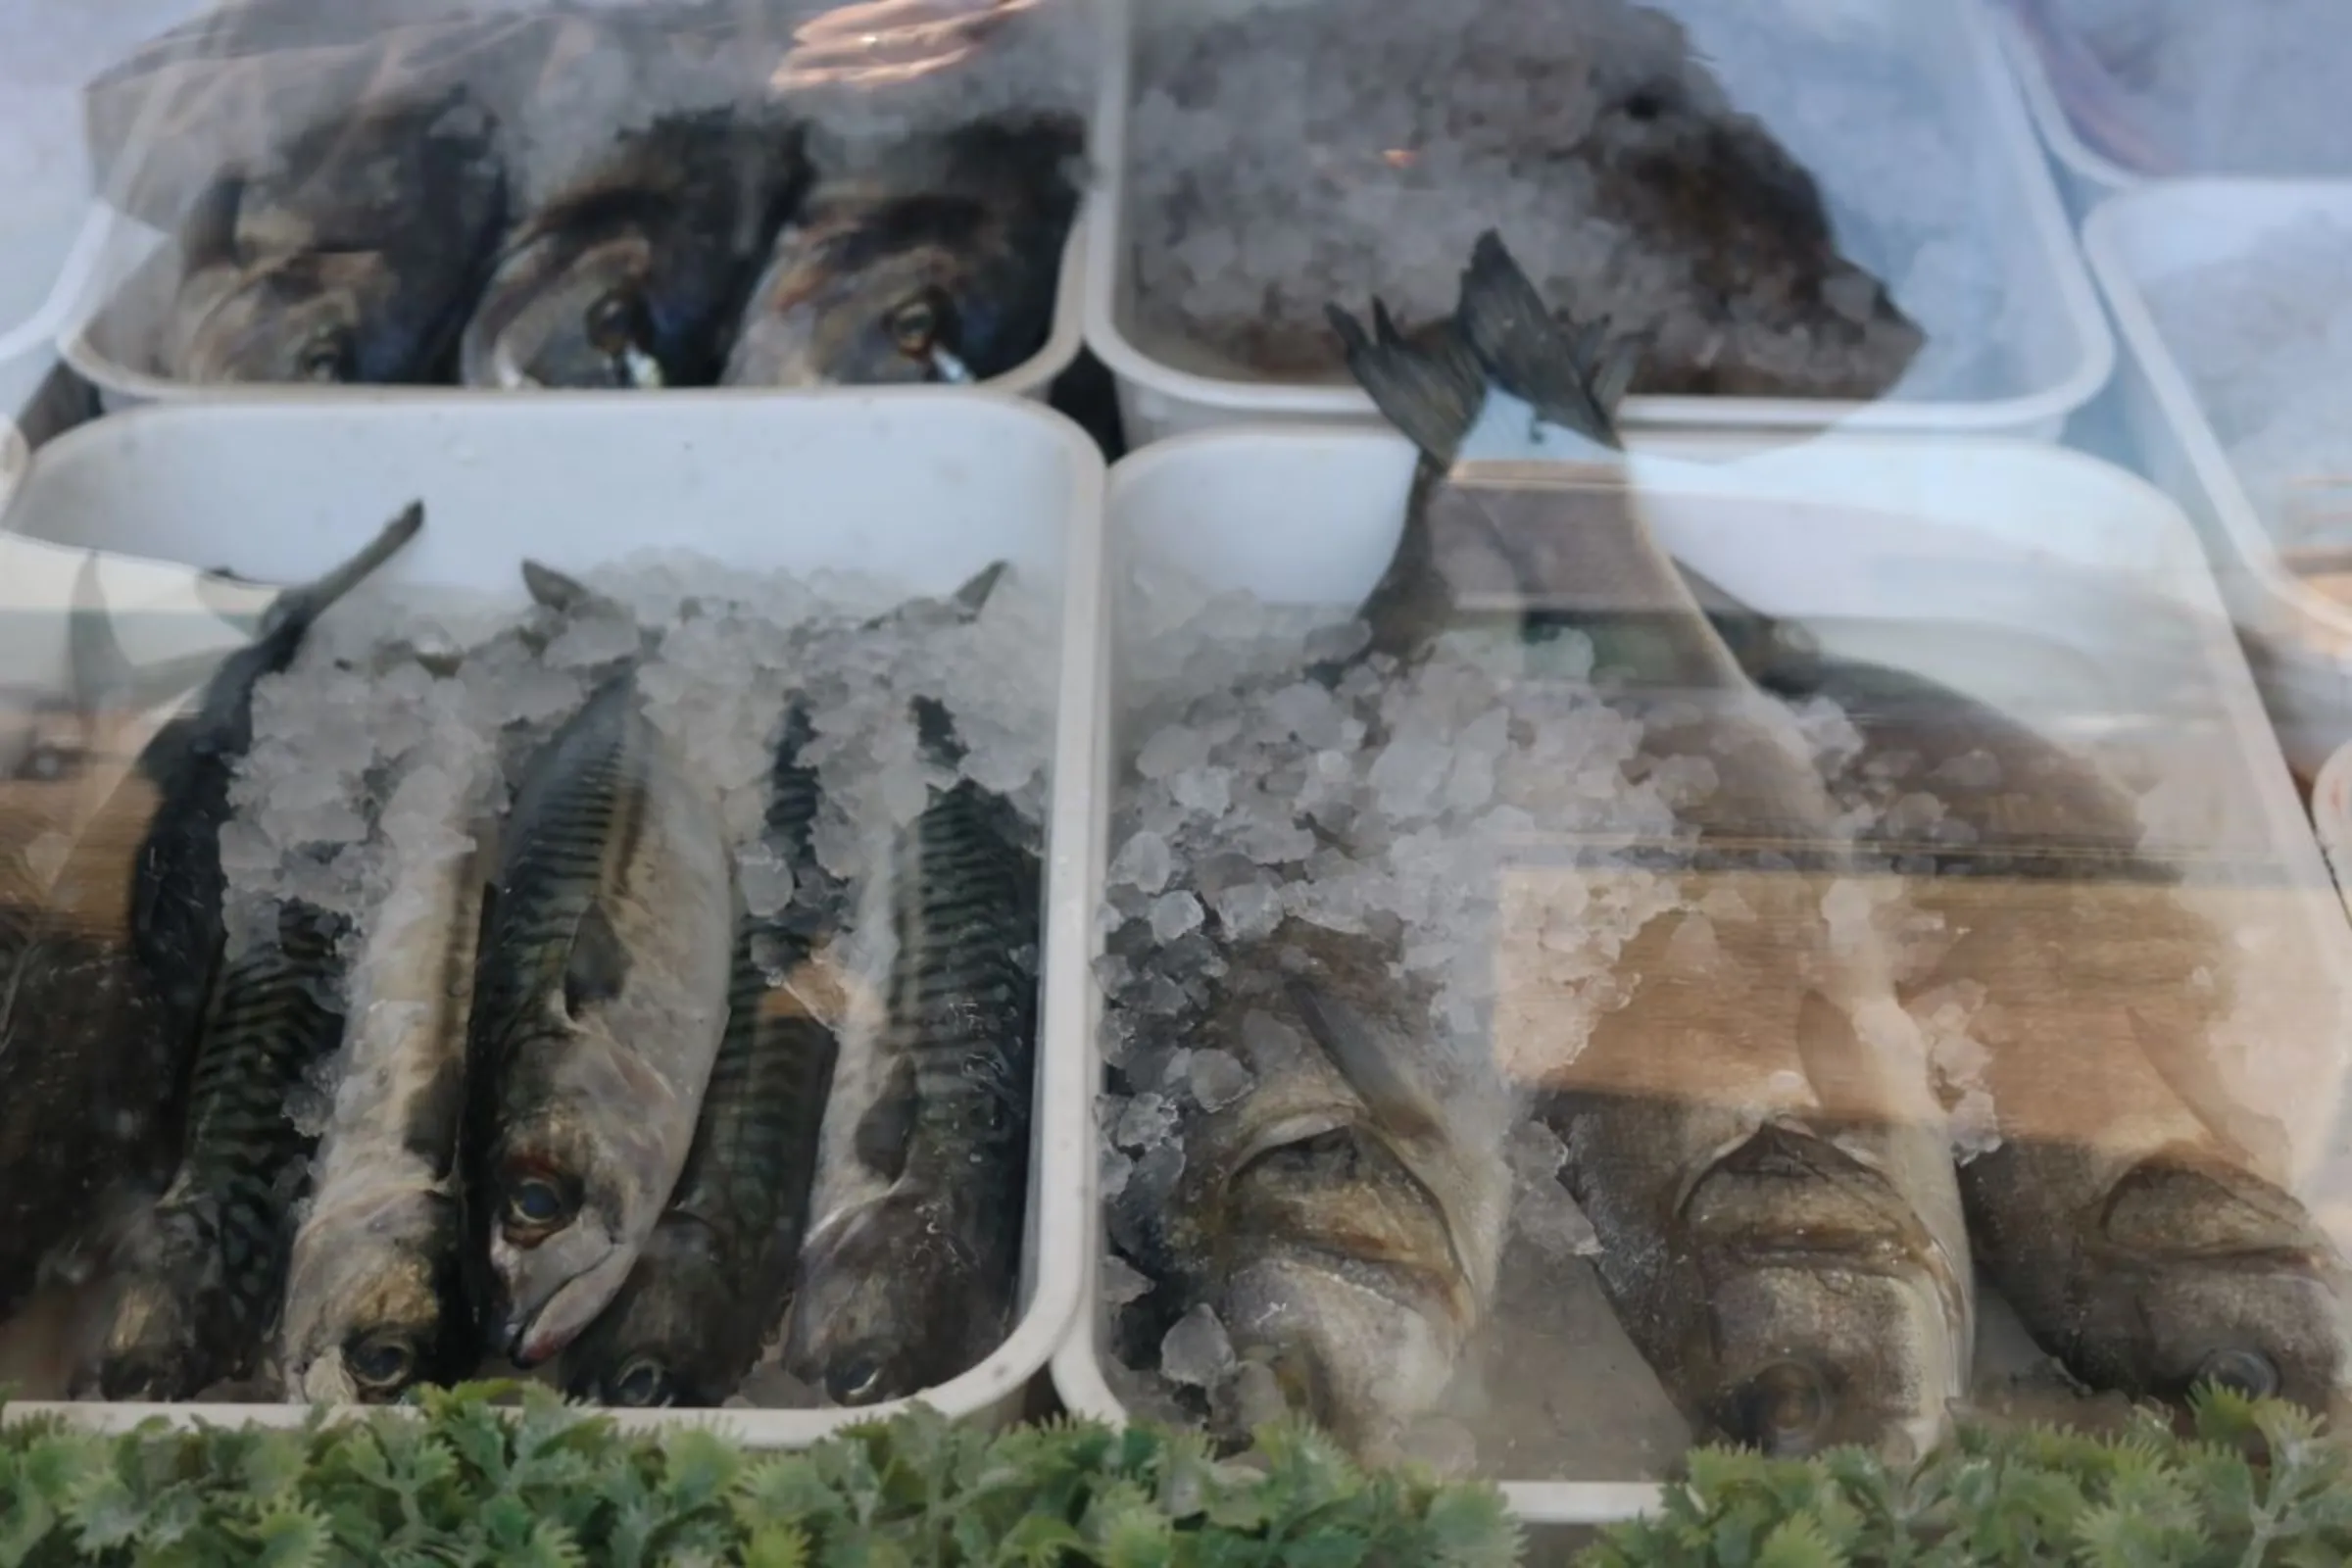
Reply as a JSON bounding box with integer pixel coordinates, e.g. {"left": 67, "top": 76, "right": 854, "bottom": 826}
{"left": 264, "top": 505, "right": 425, "bottom": 638}
{"left": 1323, "top": 298, "right": 1488, "bottom": 467}
{"left": 1454, "top": 229, "right": 1645, "bottom": 448}
{"left": 179, "top": 172, "right": 247, "bottom": 269}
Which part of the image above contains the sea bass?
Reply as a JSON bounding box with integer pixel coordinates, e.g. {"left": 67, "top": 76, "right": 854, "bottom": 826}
{"left": 0, "top": 510, "right": 423, "bottom": 1318}
{"left": 91, "top": 901, "right": 351, "bottom": 1399}
{"left": 465, "top": 672, "right": 734, "bottom": 1368}
{"left": 461, "top": 109, "right": 809, "bottom": 390}
{"left": 722, "top": 113, "right": 1083, "bottom": 387}
{"left": 1704, "top": 608, "right": 2352, "bottom": 1418}
{"left": 168, "top": 90, "right": 508, "bottom": 385}
{"left": 1333, "top": 232, "right": 1972, "bottom": 1460}
{"left": 563, "top": 704, "right": 841, "bottom": 1407}
{"left": 786, "top": 698, "right": 1041, "bottom": 1404}
{"left": 280, "top": 738, "right": 496, "bottom": 1403}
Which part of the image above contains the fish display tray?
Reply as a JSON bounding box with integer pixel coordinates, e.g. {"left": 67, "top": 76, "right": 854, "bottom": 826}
{"left": 1049, "top": 423, "right": 2352, "bottom": 1524}
{"left": 2082, "top": 179, "right": 2352, "bottom": 783}
{"left": 56, "top": 203, "right": 1093, "bottom": 413}
{"left": 0, "top": 389, "right": 1105, "bottom": 1443}
{"left": 1078, "top": 0, "right": 2112, "bottom": 449}
{"left": 1988, "top": 1, "right": 2147, "bottom": 221}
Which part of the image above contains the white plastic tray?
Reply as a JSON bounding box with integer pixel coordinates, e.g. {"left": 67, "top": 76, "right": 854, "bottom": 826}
{"left": 59, "top": 204, "right": 1092, "bottom": 411}
{"left": 2082, "top": 179, "right": 2352, "bottom": 783}
{"left": 0, "top": 389, "right": 1106, "bottom": 1444}
{"left": 1989, "top": 2, "right": 2145, "bottom": 221}
{"left": 1079, "top": 0, "right": 2112, "bottom": 448}
{"left": 1052, "top": 424, "right": 2352, "bottom": 1524}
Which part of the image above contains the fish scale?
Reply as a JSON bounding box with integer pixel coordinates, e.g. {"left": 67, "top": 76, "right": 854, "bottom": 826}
{"left": 94, "top": 902, "right": 349, "bottom": 1399}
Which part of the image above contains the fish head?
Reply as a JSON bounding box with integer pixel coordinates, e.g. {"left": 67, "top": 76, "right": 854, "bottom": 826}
{"left": 175, "top": 253, "right": 401, "bottom": 385}
{"left": 723, "top": 208, "right": 989, "bottom": 386}
{"left": 2085, "top": 1152, "right": 2352, "bottom": 1415}
{"left": 281, "top": 1193, "right": 468, "bottom": 1404}
{"left": 462, "top": 225, "right": 671, "bottom": 391}
{"left": 1582, "top": 74, "right": 1923, "bottom": 399}
{"left": 559, "top": 1218, "right": 738, "bottom": 1409}
{"left": 1680, "top": 1124, "right": 1964, "bottom": 1462}
{"left": 480, "top": 1120, "right": 650, "bottom": 1369}
{"left": 786, "top": 1187, "right": 990, "bottom": 1406}
{"left": 1205, "top": 1106, "right": 1475, "bottom": 1453}
{"left": 92, "top": 1275, "right": 204, "bottom": 1401}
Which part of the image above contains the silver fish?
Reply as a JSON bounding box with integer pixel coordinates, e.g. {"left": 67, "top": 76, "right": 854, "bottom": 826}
{"left": 465, "top": 673, "right": 734, "bottom": 1368}
{"left": 1331, "top": 232, "right": 1972, "bottom": 1461}
{"left": 280, "top": 750, "right": 495, "bottom": 1404}
{"left": 786, "top": 697, "right": 1041, "bottom": 1404}
{"left": 91, "top": 901, "right": 351, "bottom": 1400}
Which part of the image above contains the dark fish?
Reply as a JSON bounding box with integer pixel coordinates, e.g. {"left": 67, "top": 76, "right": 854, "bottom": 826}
{"left": 0, "top": 510, "right": 422, "bottom": 1319}
{"left": 1332, "top": 233, "right": 1972, "bottom": 1461}
{"left": 786, "top": 698, "right": 1041, "bottom": 1404}
{"left": 722, "top": 113, "right": 1083, "bottom": 387}
{"left": 279, "top": 768, "right": 494, "bottom": 1404}
{"left": 562, "top": 705, "right": 841, "bottom": 1408}
{"left": 466, "top": 673, "right": 735, "bottom": 1369}
{"left": 90, "top": 901, "right": 351, "bottom": 1400}
{"left": 167, "top": 89, "right": 508, "bottom": 385}
{"left": 461, "top": 110, "right": 810, "bottom": 390}
{"left": 1700, "top": 595, "right": 2352, "bottom": 1418}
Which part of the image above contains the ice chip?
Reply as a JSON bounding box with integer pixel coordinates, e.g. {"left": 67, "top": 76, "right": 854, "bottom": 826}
{"left": 1512, "top": 1177, "right": 1601, "bottom": 1260}
{"left": 1170, "top": 766, "right": 1234, "bottom": 816}
{"left": 1136, "top": 724, "right": 1210, "bottom": 781}
{"left": 1505, "top": 1120, "right": 1569, "bottom": 1184}
{"left": 1115, "top": 1092, "right": 1181, "bottom": 1151}
{"left": 1109, "top": 829, "right": 1175, "bottom": 897}
{"left": 1102, "top": 1254, "right": 1154, "bottom": 1310}
{"left": 1149, "top": 891, "right": 1205, "bottom": 943}
{"left": 737, "top": 841, "right": 797, "bottom": 920}
{"left": 1186, "top": 1049, "right": 1254, "bottom": 1112}
{"left": 1211, "top": 881, "right": 1284, "bottom": 943}
{"left": 1160, "top": 1304, "right": 1237, "bottom": 1390}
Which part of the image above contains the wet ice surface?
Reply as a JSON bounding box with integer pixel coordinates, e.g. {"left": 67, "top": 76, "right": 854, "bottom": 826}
{"left": 1095, "top": 550, "right": 2324, "bottom": 1480}
{"left": 1125, "top": 0, "right": 2009, "bottom": 400}
{"left": 0, "top": 551, "right": 1055, "bottom": 1407}
{"left": 2143, "top": 215, "right": 2352, "bottom": 603}
{"left": 2045, "top": 0, "right": 2352, "bottom": 176}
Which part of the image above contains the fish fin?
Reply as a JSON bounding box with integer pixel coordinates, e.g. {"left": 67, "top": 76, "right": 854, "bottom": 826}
{"left": 519, "top": 561, "right": 599, "bottom": 615}
{"left": 1324, "top": 300, "right": 1488, "bottom": 467}
{"left": 563, "top": 901, "right": 633, "bottom": 1017}
{"left": 2103, "top": 1148, "right": 2319, "bottom": 1255}
{"left": 1455, "top": 229, "right": 1633, "bottom": 448}
{"left": 854, "top": 1055, "right": 918, "bottom": 1181}
{"left": 2126, "top": 1007, "right": 2295, "bottom": 1188}
{"left": 263, "top": 504, "right": 425, "bottom": 640}
{"left": 67, "top": 553, "right": 136, "bottom": 713}
{"left": 179, "top": 172, "right": 247, "bottom": 270}
{"left": 1283, "top": 976, "right": 1446, "bottom": 1146}
{"left": 909, "top": 696, "right": 966, "bottom": 771}
{"left": 1673, "top": 562, "right": 1822, "bottom": 692}
{"left": 951, "top": 562, "right": 1012, "bottom": 621}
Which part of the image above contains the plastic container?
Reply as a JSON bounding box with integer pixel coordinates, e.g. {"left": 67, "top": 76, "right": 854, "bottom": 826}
{"left": 0, "top": 388, "right": 1105, "bottom": 1442}
{"left": 1988, "top": 1, "right": 2145, "bottom": 220}
{"left": 2082, "top": 179, "right": 2352, "bottom": 784}
{"left": 59, "top": 206, "right": 1091, "bottom": 412}
{"left": 1052, "top": 423, "right": 2352, "bottom": 1524}
{"left": 2313, "top": 741, "right": 2352, "bottom": 927}
{"left": 1079, "top": 0, "right": 2113, "bottom": 448}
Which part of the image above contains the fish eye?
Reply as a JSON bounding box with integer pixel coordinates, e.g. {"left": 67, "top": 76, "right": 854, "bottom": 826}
{"left": 584, "top": 290, "right": 642, "bottom": 354}
{"left": 1730, "top": 1361, "right": 1832, "bottom": 1457}
{"left": 347, "top": 1333, "right": 417, "bottom": 1395}
{"left": 2195, "top": 1348, "right": 2281, "bottom": 1400}
{"left": 888, "top": 297, "right": 939, "bottom": 356}
{"left": 298, "top": 329, "right": 351, "bottom": 383}
{"left": 501, "top": 1168, "right": 578, "bottom": 1243}
{"left": 826, "top": 1355, "right": 892, "bottom": 1407}
{"left": 610, "top": 1357, "right": 675, "bottom": 1408}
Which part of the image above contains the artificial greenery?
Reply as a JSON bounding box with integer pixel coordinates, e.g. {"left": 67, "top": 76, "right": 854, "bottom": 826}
{"left": 9, "top": 1386, "right": 2352, "bottom": 1567}
{"left": 1585, "top": 1389, "right": 2352, "bottom": 1568}
{"left": 0, "top": 1383, "right": 1517, "bottom": 1567}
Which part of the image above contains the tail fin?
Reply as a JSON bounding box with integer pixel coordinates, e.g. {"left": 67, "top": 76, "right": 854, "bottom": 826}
{"left": 1456, "top": 229, "right": 1643, "bottom": 447}
{"left": 262, "top": 504, "right": 424, "bottom": 642}
{"left": 1324, "top": 298, "right": 1488, "bottom": 466}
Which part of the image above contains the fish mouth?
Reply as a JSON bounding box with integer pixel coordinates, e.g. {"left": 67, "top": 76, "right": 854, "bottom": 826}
{"left": 295, "top": 1348, "right": 361, "bottom": 1404}
{"left": 503, "top": 1249, "right": 638, "bottom": 1368}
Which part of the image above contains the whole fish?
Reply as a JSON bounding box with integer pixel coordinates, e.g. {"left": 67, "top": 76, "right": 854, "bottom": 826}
{"left": 91, "top": 901, "right": 351, "bottom": 1400}
{"left": 279, "top": 753, "right": 495, "bottom": 1403}
{"left": 563, "top": 705, "right": 841, "bottom": 1407}
{"left": 1698, "top": 601, "right": 2352, "bottom": 1418}
{"left": 1148, "top": 919, "right": 1511, "bottom": 1461}
{"left": 167, "top": 89, "right": 508, "bottom": 385}
{"left": 1332, "top": 232, "right": 1972, "bottom": 1460}
{"left": 786, "top": 698, "right": 1041, "bottom": 1404}
{"left": 722, "top": 113, "right": 1083, "bottom": 387}
{"left": 0, "top": 511, "right": 423, "bottom": 1318}
{"left": 460, "top": 110, "right": 810, "bottom": 391}
{"left": 465, "top": 672, "right": 735, "bottom": 1368}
